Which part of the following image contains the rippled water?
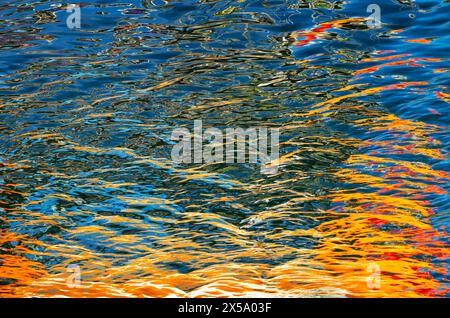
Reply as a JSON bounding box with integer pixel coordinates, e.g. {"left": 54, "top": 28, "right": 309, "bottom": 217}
{"left": 0, "top": 0, "right": 449, "bottom": 297}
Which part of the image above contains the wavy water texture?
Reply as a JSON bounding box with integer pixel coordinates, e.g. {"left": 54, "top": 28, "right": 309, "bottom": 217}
{"left": 0, "top": 0, "right": 449, "bottom": 297}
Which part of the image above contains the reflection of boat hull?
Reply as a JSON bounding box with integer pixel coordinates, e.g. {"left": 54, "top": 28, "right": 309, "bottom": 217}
{"left": 291, "top": 18, "right": 368, "bottom": 47}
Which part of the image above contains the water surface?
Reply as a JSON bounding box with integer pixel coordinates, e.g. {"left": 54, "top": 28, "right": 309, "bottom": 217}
{"left": 0, "top": 0, "right": 449, "bottom": 297}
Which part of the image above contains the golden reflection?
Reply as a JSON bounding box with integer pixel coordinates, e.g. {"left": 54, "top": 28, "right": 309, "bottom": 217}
{"left": 1, "top": 15, "right": 448, "bottom": 298}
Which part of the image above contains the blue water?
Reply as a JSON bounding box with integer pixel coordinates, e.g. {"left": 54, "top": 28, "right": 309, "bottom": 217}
{"left": 0, "top": 0, "right": 449, "bottom": 297}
